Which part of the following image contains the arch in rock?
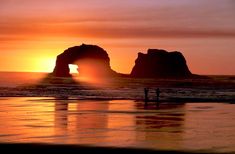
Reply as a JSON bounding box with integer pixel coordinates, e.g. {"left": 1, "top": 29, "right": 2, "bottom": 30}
{"left": 53, "top": 44, "right": 118, "bottom": 77}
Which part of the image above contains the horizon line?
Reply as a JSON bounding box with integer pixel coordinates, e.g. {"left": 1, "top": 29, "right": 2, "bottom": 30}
{"left": 0, "top": 71, "right": 234, "bottom": 76}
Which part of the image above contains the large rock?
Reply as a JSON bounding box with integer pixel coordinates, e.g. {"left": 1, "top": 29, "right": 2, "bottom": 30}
{"left": 130, "top": 49, "right": 193, "bottom": 78}
{"left": 53, "top": 44, "right": 118, "bottom": 77}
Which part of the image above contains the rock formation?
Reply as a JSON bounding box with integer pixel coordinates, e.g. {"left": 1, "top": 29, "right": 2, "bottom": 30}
{"left": 53, "top": 44, "right": 118, "bottom": 77}
{"left": 53, "top": 44, "right": 196, "bottom": 79}
{"left": 130, "top": 49, "right": 193, "bottom": 78}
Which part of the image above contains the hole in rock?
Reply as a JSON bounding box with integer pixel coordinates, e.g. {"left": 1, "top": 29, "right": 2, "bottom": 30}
{"left": 69, "top": 64, "right": 79, "bottom": 75}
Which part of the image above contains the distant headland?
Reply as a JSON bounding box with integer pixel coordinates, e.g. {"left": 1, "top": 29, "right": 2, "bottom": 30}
{"left": 53, "top": 44, "right": 200, "bottom": 79}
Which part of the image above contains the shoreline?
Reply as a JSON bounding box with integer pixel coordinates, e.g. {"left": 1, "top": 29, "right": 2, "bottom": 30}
{"left": 0, "top": 74, "right": 234, "bottom": 103}
{"left": 0, "top": 96, "right": 234, "bottom": 104}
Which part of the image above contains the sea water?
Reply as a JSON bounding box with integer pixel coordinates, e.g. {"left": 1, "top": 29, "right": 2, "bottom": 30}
{"left": 0, "top": 72, "right": 234, "bottom": 101}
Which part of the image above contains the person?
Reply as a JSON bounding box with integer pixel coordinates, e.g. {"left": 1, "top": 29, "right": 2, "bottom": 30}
{"left": 156, "top": 88, "right": 160, "bottom": 102}
{"left": 155, "top": 88, "right": 160, "bottom": 107}
{"left": 144, "top": 88, "right": 149, "bottom": 104}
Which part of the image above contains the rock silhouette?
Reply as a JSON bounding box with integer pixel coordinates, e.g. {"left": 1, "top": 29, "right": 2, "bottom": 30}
{"left": 53, "top": 44, "right": 118, "bottom": 77}
{"left": 53, "top": 44, "right": 196, "bottom": 79}
{"left": 130, "top": 49, "right": 193, "bottom": 78}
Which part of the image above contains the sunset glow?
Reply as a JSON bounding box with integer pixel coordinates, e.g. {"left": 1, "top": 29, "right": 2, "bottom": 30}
{"left": 69, "top": 64, "right": 78, "bottom": 74}
{"left": 1, "top": 1, "right": 235, "bottom": 152}
{"left": 0, "top": 0, "right": 235, "bottom": 75}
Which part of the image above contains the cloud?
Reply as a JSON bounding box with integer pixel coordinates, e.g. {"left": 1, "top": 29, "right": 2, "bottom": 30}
{"left": 0, "top": 0, "right": 235, "bottom": 41}
{"left": 0, "top": 22, "right": 235, "bottom": 42}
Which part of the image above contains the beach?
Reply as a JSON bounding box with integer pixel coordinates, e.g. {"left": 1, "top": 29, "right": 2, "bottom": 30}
{"left": 0, "top": 72, "right": 235, "bottom": 153}
{"left": 0, "top": 97, "right": 235, "bottom": 153}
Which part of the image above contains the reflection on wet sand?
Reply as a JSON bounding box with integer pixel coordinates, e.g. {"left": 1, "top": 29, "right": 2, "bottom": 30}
{"left": 53, "top": 99, "right": 186, "bottom": 148}
{"left": 134, "top": 103, "right": 186, "bottom": 150}
{"left": 69, "top": 99, "right": 109, "bottom": 144}
{"left": 0, "top": 98, "right": 235, "bottom": 153}
{"left": 136, "top": 103, "right": 185, "bottom": 130}
{"left": 54, "top": 98, "right": 68, "bottom": 142}
{"left": 54, "top": 99, "right": 139, "bottom": 145}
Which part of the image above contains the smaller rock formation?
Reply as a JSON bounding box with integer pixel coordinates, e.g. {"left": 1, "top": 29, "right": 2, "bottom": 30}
{"left": 130, "top": 49, "right": 193, "bottom": 78}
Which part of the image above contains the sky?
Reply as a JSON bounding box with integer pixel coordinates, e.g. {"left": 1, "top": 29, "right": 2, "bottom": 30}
{"left": 0, "top": 0, "right": 235, "bottom": 75}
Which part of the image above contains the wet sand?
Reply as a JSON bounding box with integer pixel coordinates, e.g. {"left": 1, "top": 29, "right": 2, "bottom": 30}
{"left": 0, "top": 97, "right": 235, "bottom": 153}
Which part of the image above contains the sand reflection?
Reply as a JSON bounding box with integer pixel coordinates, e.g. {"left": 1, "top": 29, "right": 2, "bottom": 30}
{"left": 53, "top": 99, "right": 186, "bottom": 148}
{"left": 54, "top": 98, "right": 69, "bottom": 142}
{"left": 0, "top": 98, "right": 235, "bottom": 152}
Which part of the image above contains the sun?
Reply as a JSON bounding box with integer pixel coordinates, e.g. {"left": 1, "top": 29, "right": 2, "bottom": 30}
{"left": 69, "top": 64, "right": 78, "bottom": 74}
{"left": 25, "top": 57, "right": 56, "bottom": 72}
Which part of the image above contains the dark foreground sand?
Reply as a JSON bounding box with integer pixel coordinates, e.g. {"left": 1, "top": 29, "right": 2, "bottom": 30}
{"left": 0, "top": 143, "right": 231, "bottom": 154}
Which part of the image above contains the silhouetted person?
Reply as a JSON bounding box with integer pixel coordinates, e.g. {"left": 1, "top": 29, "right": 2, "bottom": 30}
{"left": 155, "top": 88, "right": 160, "bottom": 107}
{"left": 144, "top": 88, "right": 149, "bottom": 106}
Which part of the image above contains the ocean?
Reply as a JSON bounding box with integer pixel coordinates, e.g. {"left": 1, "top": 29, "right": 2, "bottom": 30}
{"left": 0, "top": 72, "right": 234, "bottom": 101}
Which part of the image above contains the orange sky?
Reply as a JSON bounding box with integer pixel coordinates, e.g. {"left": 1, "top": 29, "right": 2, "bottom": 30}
{"left": 0, "top": 0, "right": 235, "bottom": 75}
